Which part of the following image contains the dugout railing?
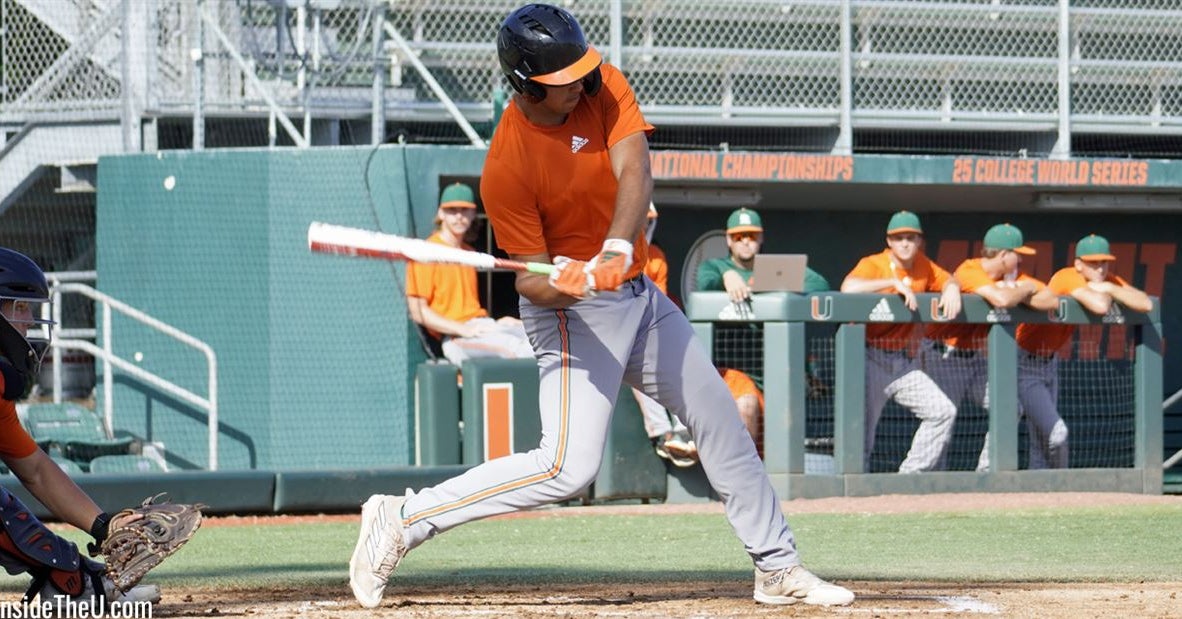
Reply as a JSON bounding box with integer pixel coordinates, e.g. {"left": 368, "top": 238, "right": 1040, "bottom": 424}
{"left": 688, "top": 291, "right": 1163, "bottom": 498}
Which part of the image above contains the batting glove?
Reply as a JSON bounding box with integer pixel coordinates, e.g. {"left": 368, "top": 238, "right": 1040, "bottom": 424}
{"left": 550, "top": 256, "right": 595, "bottom": 299}
{"left": 587, "top": 239, "right": 633, "bottom": 292}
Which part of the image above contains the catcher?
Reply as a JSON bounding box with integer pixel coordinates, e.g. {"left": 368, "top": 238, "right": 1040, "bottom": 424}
{"left": 0, "top": 247, "right": 204, "bottom": 607}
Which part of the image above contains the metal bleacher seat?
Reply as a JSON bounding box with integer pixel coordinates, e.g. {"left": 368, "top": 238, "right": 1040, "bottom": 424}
{"left": 24, "top": 403, "right": 138, "bottom": 469}
{"left": 87, "top": 455, "right": 165, "bottom": 475}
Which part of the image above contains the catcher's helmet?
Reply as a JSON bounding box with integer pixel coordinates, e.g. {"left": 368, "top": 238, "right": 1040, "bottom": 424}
{"left": 497, "top": 3, "right": 602, "bottom": 101}
{"left": 0, "top": 248, "right": 52, "bottom": 401}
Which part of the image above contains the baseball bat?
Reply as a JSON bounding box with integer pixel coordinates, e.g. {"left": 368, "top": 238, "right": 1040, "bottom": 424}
{"left": 307, "top": 222, "right": 555, "bottom": 275}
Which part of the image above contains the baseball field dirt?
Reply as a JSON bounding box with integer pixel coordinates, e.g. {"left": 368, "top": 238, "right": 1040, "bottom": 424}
{"left": 158, "top": 492, "right": 1180, "bottom": 618}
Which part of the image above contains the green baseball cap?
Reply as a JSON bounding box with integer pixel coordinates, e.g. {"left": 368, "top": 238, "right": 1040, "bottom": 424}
{"left": 439, "top": 183, "right": 476, "bottom": 208}
{"left": 1076, "top": 234, "right": 1116, "bottom": 261}
{"left": 726, "top": 208, "right": 763, "bottom": 234}
{"left": 886, "top": 211, "right": 923, "bottom": 235}
{"left": 983, "top": 223, "right": 1035, "bottom": 255}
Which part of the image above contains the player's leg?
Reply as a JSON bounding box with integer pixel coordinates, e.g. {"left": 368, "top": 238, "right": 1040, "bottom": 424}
{"left": 404, "top": 296, "right": 639, "bottom": 540}
{"left": 626, "top": 280, "right": 851, "bottom": 606}
{"left": 1019, "top": 357, "right": 1067, "bottom": 469}
{"left": 890, "top": 361, "right": 957, "bottom": 473}
{"left": 634, "top": 388, "right": 697, "bottom": 466}
{"left": 863, "top": 349, "right": 894, "bottom": 472}
{"left": 351, "top": 295, "right": 639, "bottom": 607}
{"left": 441, "top": 318, "right": 534, "bottom": 361}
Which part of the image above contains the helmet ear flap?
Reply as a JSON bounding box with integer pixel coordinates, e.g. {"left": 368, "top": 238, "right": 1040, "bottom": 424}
{"left": 582, "top": 67, "right": 602, "bottom": 96}
{"left": 506, "top": 74, "right": 547, "bottom": 101}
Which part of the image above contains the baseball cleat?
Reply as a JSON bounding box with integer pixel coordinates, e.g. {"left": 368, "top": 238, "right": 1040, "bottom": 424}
{"left": 349, "top": 493, "right": 410, "bottom": 608}
{"left": 753, "top": 565, "right": 854, "bottom": 607}
{"left": 653, "top": 431, "right": 699, "bottom": 468}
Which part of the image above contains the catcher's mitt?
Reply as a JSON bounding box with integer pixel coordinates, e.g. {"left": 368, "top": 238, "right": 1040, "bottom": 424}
{"left": 95, "top": 493, "right": 207, "bottom": 592}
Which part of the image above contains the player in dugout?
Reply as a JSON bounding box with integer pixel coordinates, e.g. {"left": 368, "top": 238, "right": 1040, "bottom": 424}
{"left": 349, "top": 3, "right": 854, "bottom": 609}
{"left": 841, "top": 211, "right": 961, "bottom": 473}
{"left": 405, "top": 182, "right": 534, "bottom": 365}
{"left": 923, "top": 223, "right": 1059, "bottom": 472}
{"left": 1012, "top": 234, "right": 1152, "bottom": 469}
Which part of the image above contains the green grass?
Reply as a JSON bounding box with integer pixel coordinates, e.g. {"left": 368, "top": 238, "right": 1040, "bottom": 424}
{"left": 8, "top": 504, "right": 1181, "bottom": 592}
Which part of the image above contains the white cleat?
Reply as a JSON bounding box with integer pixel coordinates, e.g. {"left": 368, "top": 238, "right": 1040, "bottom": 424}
{"left": 349, "top": 493, "right": 410, "bottom": 608}
{"left": 753, "top": 565, "right": 855, "bottom": 607}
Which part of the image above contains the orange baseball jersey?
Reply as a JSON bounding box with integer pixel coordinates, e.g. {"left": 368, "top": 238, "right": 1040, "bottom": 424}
{"left": 928, "top": 258, "right": 1046, "bottom": 350}
{"left": 405, "top": 232, "right": 488, "bottom": 338}
{"left": 644, "top": 244, "right": 669, "bottom": 294}
{"left": 847, "top": 250, "right": 951, "bottom": 350}
{"left": 720, "top": 367, "right": 764, "bottom": 410}
{"left": 1016, "top": 268, "right": 1130, "bottom": 354}
{"left": 481, "top": 64, "right": 653, "bottom": 279}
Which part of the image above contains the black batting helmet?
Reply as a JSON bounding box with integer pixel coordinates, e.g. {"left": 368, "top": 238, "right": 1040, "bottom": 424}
{"left": 497, "top": 3, "right": 602, "bottom": 101}
{"left": 0, "top": 248, "right": 51, "bottom": 401}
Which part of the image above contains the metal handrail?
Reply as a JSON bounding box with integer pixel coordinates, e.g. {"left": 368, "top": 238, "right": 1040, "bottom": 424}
{"left": 47, "top": 281, "right": 219, "bottom": 470}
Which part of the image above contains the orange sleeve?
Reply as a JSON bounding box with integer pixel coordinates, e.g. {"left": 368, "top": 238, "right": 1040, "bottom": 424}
{"left": 954, "top": 260, "right": 995, "bottom": 293}
{"left": 1016, "top": 273, "right": 1046, "bottom": 291}
{"left": 405, "top": 260, "right": 433, "bottom": 300}
{"left": 598, "top": 65, "right": 654, "bottom": 148}
{"left": 0, "top": 397, "right": 38, "bottom": 460}
{"left": 1048, "top": 268, "right": 1084, "bottom": 294}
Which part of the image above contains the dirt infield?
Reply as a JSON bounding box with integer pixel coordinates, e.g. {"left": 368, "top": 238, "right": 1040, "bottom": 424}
{"left": 172, "top": 493, "right": 1180, "bottom": 618}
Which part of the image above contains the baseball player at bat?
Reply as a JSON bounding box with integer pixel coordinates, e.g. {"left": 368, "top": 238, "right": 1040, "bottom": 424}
{"left": 406, "top": 182, "right": 534, "bottom": 364}
{"left": 923, "top": 224, "right": 1059, "bottom": 471}
{"left": 1013, "top": 234, "right": 1153, "bottom": 468}
{"left": 0, "top": 248, "right": 202, "bottom": 608}
{"left": 840, "top": 211, "right": 961, "bottom": 473}
{"left": 349, "top": 3, "right": 853, "bottom": 608}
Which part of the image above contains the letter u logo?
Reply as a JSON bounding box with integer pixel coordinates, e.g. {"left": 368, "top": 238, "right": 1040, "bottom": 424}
{"left": 810, "top": 296, "right": 834, "bottom": 320}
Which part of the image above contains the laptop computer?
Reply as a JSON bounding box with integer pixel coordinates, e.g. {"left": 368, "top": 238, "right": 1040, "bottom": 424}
{"left": 749, "top": 254, "right": 809, "bottom": 292}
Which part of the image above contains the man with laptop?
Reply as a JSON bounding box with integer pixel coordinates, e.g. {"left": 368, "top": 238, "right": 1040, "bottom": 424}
{"left": 840, "top": 211, "right": 962, "bottom": 473}
{"left": 694, "top": 208, "right": 830, "bottom": 446}
{"left": 695, "top": 208, "right": 830, "bottom": 299}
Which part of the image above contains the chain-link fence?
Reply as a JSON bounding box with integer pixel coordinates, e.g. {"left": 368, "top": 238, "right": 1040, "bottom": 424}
{"left": 4, "top": 0, "right": 1182, "bottom": 142}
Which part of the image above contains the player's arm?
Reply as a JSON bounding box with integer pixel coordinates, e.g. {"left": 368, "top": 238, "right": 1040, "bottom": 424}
{"left": 839, "top": 275, "right": 897, "bottom": 293}
{"left": 1024, "top": 286, "right": 1059, "bottom": 311}
{"left": 514, "top": 251, "right": 578, "bottom": 309}
{"left": 407, "top": 296, "right": 482, "bottom": 338}
{"left": 1095, "top": 281, "right": 1154, "bottom": 313}
{"left": 605, "top": 132, "right": 652, "bottom": 246}
{"left": 974, "top": 281, "right": 1038, "bottom": 308}
{"left": 938, "top": 279, "right": 962, "bottom": 319}
{"left": 1069, "top": 285, "right": 1112, "bottom": 315}
{"left": 696, "top": 260, "right": 726, "bottom": 291}
{"left": 5, "top": 448, "right": 102, "bottom": 532}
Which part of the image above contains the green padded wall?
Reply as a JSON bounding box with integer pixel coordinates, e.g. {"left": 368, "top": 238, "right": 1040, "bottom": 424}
{"left": 95, "top": 146, "right": 487, "bottom": 470}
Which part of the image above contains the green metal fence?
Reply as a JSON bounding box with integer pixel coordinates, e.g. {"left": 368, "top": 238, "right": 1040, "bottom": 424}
{"left": 689, "top": 291, "right": 1162, "bottom": 498}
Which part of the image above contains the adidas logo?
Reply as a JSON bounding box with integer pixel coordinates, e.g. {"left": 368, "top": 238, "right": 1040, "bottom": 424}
{"left": 1103, "top": 304, "right": 1125, "bottom": 324}
{"left": 868, "top": 298, "right": 895, "bottom": 322}
{"left": 986, "top": 307, "right": 1011, "bottom": 323}
{"left": 570, "top": 135, "right": 589, "bottom": 153}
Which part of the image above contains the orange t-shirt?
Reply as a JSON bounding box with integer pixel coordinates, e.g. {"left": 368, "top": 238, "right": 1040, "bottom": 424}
{"left": 481, "top": 64, "right": 653, "bottom": 279}
{"left": 1016, "top": 268, "right": 1130, "bottom": 355}
{"left": 720, "top": 367, "right": 764, "bottom": 410}
{"left": 846, "top": 250, "right": 951, "bottom": 350}
{"left": 0, "top": 377, "right": 39, "bottom": 460}
{"left": 645, "top": 244, "right": 669, "bottom": 294}
{"left": 928, "top": 258, "right": 1046, "bottom": 350}
{"left": 405, "top": 232, "right": 488, "bottom": 338}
